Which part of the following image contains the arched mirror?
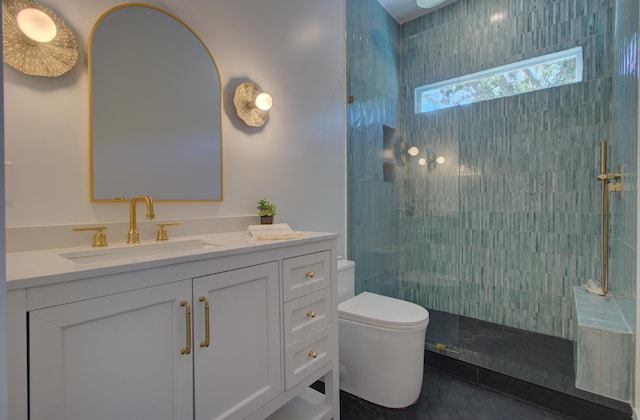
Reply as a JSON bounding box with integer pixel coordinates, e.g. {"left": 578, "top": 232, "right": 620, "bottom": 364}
{"left": 89, "top": 4, "right": 222, "bottom": 201}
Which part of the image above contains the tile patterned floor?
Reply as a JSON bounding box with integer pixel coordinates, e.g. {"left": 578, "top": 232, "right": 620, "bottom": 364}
{"left": 339, "top": 367, "right": 574, "bottom": 420}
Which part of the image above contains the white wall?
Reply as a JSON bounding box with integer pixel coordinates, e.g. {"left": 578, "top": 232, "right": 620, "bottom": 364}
{"left": 3, "top": 0, "right": 347, "bottom": 254}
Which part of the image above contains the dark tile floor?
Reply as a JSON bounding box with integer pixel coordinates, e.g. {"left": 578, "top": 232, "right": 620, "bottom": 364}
{"left": 425, "top": 310, "right": 632, "bottom": 417}
{"left": 340, "top": 367, "right": 574, "bottom": 420}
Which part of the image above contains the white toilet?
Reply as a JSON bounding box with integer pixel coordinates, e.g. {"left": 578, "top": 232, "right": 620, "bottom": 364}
{"left": 337, "top": 259, "right": 429, "bottom": 408}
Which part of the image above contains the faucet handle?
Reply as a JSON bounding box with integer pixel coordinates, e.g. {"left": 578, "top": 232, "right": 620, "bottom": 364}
{"left": 73, "top": 226, "right": 108, "bottom": 247}
{"left": 156, "top": 222, "right": 180, "bottom": 241}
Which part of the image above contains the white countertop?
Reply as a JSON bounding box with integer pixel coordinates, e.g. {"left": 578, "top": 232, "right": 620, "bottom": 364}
{"left": 7, "top": 231, "right": 338, "bottom": 291}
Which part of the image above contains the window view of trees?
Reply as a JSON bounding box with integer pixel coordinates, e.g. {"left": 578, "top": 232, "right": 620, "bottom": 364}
{"left": 415, "top": 47, "right": 582, "bottom": 113}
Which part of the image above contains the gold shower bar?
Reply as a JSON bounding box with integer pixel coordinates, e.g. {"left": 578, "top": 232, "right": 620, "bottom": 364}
{"left": 597, "top": 141, "right": 622, "bottom": 295}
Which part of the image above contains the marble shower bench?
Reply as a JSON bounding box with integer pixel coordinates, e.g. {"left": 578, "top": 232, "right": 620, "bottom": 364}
{"left": 573, "top": 286, "right": 633, "bottom": 402}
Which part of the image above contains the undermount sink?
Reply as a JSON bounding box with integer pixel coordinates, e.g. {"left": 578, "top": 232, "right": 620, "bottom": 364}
{"left": 60, "top": 239, "right": 220, "bottom": 264}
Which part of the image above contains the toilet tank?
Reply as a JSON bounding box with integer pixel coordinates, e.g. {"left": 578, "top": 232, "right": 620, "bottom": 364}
{"left": 337, "top": 259, "right": 355, "bottom": 303}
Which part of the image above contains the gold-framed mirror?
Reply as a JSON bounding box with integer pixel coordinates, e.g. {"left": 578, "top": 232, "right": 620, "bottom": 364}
{"left": 89, "top": 4, "right": 222, "bottom": 201}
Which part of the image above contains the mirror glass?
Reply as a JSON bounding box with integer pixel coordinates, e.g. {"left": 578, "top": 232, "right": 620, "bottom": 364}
{"left": 89, "top": 5, "right": 222, "bottom": 201}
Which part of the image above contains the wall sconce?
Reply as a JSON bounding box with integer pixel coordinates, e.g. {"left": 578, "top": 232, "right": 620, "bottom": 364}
{"left": 2, "top": 0, "right": 78, "bottom": 77}
{"left": 418, "top": 150, "right": 446, "bottom": 172}
{"left": 233, "top": 82, "right": 273, "bottom": 127}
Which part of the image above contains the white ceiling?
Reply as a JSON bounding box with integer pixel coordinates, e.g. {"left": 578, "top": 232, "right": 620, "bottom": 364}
{"left": 377, "top": 0, "right": 459, "bottom": 24}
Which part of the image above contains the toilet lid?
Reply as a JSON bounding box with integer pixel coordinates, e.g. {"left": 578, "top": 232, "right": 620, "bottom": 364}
{"left": 338, "top": 292, "right": 429, "bottom": 330}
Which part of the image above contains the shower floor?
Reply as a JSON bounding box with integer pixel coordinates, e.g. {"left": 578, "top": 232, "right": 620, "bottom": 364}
{"left": 425, "top": 310, "right": 632, "bottom": 417}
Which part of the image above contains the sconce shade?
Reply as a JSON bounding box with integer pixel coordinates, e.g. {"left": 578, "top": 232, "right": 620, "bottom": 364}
{"left": 16, "top": 8, "right": 56, "bottom": 42}
{"left": 254, "top": 92, "right": 273, "bottom": 111}
{"left": 233, "top": 82, "right": 272, "bottom": 127}
{"left": 2, "top": 0, "right": 78, "bottom": 77}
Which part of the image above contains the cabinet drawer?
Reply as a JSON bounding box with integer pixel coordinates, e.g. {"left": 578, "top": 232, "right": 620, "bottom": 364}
{"left": 282, "top": 251, "right": 331, "bottom": 301}
{"left": 284, "top": 325, "right": 333, "bottom": 390}
{"left": 284, "top": 288, "right": 332, "bottom": 344}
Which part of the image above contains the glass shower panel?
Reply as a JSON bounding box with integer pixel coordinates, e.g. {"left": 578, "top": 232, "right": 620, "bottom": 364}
{"left": 398, "top": 1, "right": 464, "bottom": 357}
{"left": 399, "top": 128, "right": 461, "bottom": 356}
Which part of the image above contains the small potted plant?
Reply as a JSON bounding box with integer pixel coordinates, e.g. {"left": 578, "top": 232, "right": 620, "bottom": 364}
{"left": 257, "top": 198, "right": 277, "bottom": 224}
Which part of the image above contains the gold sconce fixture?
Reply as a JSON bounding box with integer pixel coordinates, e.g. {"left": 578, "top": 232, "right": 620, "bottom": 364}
{"left": 397, "top": 142, "right": 446, "bottom": 173}
{"left": 2, "top": 0, "right": 78, "bottom": 77}
{"left": 233, "top": 82, "right": 273, "bottom": 127}
{"left": 418, "top": 151, "right": 445, "bottom": 173}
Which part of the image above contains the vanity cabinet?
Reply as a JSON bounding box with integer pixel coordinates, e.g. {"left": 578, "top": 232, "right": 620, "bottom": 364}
{"left": 29, "top": 280, "right": 195, "bottom": 420}
{"left": 7, "top": 233, "right": 339, "bottom": 420}
{"left": 282, "top": 251, "right": 334, "bottom": 391}
{"left": 28, "top": 262, "right": 280, "bottom": 420}
{"left": 192, "top": 263, "right": 281, "bottom": 419}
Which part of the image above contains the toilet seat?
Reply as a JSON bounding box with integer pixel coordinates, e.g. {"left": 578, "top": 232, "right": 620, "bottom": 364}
{"left": 338, "top": 292, "right": 429, "bottom": 330}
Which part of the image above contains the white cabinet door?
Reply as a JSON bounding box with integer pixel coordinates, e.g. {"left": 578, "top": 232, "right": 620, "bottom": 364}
{"left": 193, "top": 262, "right": 281, "bottom": 420}
{"left": 29, "top": 279, "right": 193, "bottom": 420}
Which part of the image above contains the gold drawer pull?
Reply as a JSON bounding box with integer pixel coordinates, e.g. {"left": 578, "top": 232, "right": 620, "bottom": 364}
{"left": 305, "top": 271, "right": 315, "bottom": 278}
{"left": 199, "top": 296, "right": 210, "bottom": 348}
{"left": 180, "top": 300, "right": 191, "bottom": 355}
{"left": 306, "top": 311, "right": 316, "bottom": 318}
{"left": 308, "top": 350, "right": 318, "bottom": 359}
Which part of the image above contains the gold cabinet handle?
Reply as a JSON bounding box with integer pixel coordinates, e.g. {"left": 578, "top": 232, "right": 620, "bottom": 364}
{"left": 308, "top": 350, "right": 318, "bottom": 359}
{"left": 306, "top": 311, "right": 316, "bottom": 318}
{"left": 180, "top": 300, "right": 191, "bottom": 355}
{"left": 305, "top": 271, "right": 315, "bottom": 278}
{"left": 199, "top": 296, "right": 210, "bottom": 348}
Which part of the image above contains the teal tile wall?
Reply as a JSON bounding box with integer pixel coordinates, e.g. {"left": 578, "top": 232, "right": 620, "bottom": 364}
{"left": 399, "top": 0, "right": 614, "bottom": 341}
{"left": 348, "top": 0, "right": 635, "bottom": 343}
{"left": 346, "top": 0, "right": 402, "bottom": 296}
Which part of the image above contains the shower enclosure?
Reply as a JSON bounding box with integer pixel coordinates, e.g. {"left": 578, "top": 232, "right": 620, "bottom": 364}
{"left": 347, "top": 0, "right": 637, "bottom": 409}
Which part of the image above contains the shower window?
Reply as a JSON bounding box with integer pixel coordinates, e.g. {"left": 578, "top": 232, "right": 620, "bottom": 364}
{"left": 414, "top": 47, "right": 583, "bottom": 113}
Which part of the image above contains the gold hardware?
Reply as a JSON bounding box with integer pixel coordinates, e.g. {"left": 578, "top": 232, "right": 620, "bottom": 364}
{"left": 435, "top": 343, "right": 446, "bottom": 353}
{"left": 156, "top": 222, "right": 181, "bottom": 241}
{"left": 308, "top": 350, "right": 318, "bottom": 359}
{"left": 597, "top": 142, "right": 624, "bottom": 296}
{"left": 348, "top": 95, "right": 354, "bottom": 103}
{"left": 306, "top": 311, "right": 316, "bottom": 318}
{"left": 127, "top": 195, "right": 155, "bottom": 244}
{"left": 609, "top": 182, "right": 622, "bottom": 193}
{"left": 180, "top": 300, "right": 191, "bottom": 355}
{"left": 199, "top": 296, "right": 210, "bottom": 348}
{"left": 305, "top": 271, "right": 315, "bottom": 278}
{"left": 73, "top": 226, "right": 108, "bottom": 247}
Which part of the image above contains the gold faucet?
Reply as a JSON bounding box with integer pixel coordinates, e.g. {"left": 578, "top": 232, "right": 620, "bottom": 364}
{"left": 127, "top": 196, "right": 155, "bottom": 244}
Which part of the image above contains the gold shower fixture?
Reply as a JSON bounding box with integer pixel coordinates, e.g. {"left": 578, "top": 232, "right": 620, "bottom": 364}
{"left": 597, "top": 141, "right": 622, "bottom": 296}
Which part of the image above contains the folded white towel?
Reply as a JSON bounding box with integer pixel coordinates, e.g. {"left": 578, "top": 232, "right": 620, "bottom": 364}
{"left": 248, "top": 223, "right": 293, "bottom": 235}
{"left": 250, "top": 232, "right": 308, "bottom": 241}
{"left": 582, "top": 279, "right": 605, "bottom": 296}
{"left": 247, "top": 223, "right": 308, "bottom": 241}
